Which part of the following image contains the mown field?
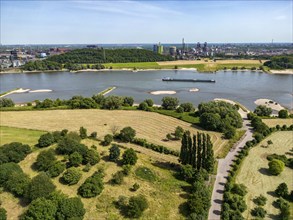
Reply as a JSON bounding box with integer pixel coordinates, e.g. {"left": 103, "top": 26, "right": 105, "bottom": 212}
{"left": 235, "top": 131, "right": 293, "bottom": 219}
{"left": 0, "top": 126, "right": 188, "bottom": 220}
{"left": 263, "top": 118, "right": 293, "bottom": 128}
{"left": 0, "top": 109, "right": 227, "bottom": 157}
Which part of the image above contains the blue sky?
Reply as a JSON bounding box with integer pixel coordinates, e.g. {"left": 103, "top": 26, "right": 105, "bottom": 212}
{"left": 1, "top": 0, "right": 292, "bottom": 44}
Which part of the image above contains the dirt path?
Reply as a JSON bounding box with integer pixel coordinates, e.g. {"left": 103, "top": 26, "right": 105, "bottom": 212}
{"left": 208, "top": 114, "right": 254, "bottom": 219}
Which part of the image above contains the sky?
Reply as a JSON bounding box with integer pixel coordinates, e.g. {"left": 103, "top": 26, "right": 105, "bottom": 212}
{"left": 1, "top": 0, "right": 292, "bottom": 44}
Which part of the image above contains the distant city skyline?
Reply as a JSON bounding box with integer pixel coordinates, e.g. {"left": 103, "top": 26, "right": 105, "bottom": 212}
{"left": 1, "top": 0, "right": 292, "bottom": 45}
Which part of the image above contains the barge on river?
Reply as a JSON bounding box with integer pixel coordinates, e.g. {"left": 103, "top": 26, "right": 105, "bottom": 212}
{"left": 162, "top": 77, "right": 215, "bottom": 83}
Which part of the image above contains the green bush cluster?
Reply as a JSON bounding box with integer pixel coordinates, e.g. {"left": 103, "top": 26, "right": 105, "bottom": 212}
{"left": 0, "top": 142, "right": 31, "bottom": 164}
{"left": 0, "top": 98, "right": 15, "bottom": 107}
{"left": 78, "top": 171, "right": 104, "bottom": 198}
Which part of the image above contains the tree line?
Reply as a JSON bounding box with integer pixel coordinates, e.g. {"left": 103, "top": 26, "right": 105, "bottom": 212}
{"left": 264, "top": 55, "right": 293, "bottom": 70}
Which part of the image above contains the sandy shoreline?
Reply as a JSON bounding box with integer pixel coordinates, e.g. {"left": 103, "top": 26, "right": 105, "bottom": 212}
{"left": 150, "top": 91, "right": 177, "bottom": 95}
{"left": 269, "top": 69, "right": 293, "bottom": 75}
{"left": 254, "top": 99, "right": 285, "bottom": 111}
{"left": 0, "top": 88, "right": 52, "bottom": 97}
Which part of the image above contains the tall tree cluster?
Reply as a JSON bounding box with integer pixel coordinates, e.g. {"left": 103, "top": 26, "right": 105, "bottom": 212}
{"left": 180, "top": 131, "right": 214, "bottom": 173}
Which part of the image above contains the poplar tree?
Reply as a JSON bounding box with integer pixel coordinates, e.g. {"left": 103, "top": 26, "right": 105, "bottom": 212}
{"left": 191, "top": 134, "right": 197, "bottom": 168}
{"left": 197, "top": 132, "right": 202, "bottom": 170}
{"left": 180, "top": 132, "right": 187, "bottom": 164}
{"left": 206, "top": 134, "right": 214, "bottom": 173}
{"left": 201, "top": 133, "right": 207, "bottom": 170}
{"left": 186, "top": 131, "right": 192, "bottom": 164}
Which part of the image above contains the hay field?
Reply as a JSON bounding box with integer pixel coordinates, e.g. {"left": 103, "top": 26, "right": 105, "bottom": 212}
{"left": 263, "top": 118, "right": 293, "bottom": 128}
{"left": 236, "top": 131, "right": 293, "bottom": 219}
{"left": 157, "top": 59, "right": 264, "bottom": 66}
{"left": 0, "top": 109, "right": 227, "bottom": 157}
{"left": 0, "top": 127, "right": 188, "bottom": 220}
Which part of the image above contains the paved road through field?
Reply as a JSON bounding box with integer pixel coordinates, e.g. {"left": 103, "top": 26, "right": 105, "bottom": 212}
{"left": 208, "top": 110, "right": 254, "bottom": 220}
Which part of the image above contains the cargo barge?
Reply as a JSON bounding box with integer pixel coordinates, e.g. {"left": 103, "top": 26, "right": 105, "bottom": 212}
{"left": 162, "top": 77, "right": 215, "bottom": 83}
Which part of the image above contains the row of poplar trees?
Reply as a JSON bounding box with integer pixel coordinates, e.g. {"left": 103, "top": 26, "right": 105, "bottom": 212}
{"left": 179, "top": 131, "right": 214, "bottom": 173}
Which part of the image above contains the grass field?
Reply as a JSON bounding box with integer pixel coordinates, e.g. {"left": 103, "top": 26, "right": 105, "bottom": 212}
{"left": 235, "top": 131, "right": 293, "bottom": 219}
{"left": 263, "top": 118, "right": 293, "bottom": 128}
{"left": 0, "top": 109, "right": 227, "bottom": 157}
{"left": 104, "top": 62, "right": 161, "bottom": 69}
{"left": 0, "top": 126, "right": 188, "bottom": 220}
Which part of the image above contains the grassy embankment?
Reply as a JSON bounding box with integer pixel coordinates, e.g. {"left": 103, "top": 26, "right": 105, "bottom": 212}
{"left": 0, "top": 126, "right": 189, "bottom": 220}
{"left": 235, "top": 131, "right": 293, "bottom": 219}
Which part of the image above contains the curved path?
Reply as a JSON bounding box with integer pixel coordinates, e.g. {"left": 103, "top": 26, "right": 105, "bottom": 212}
{"left": 208, "top": 110, "right": 254, "bottom": 219}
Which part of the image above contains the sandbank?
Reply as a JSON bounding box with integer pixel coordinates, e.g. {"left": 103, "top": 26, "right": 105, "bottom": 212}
{"left": 189, "top": 88, "right": 199, "bottom": 92}
{"left": 270, "top": 69, "right": 293, "bottom": 75}
{"left": 150, "top": 91, "right": 176, "bottom": 95}
{"left": 29, "top": 89, "right": 52, "bottom": 93}
{"left": 254, "top": 99, "right": 285, "bottom": 111}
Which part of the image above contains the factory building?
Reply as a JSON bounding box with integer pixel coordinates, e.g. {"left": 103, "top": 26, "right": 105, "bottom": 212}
{"left": 153, "top": 42, "right": 163, "bottom": 54}
{"left": 169, "top": 46, "right": 177, "bottom": 56}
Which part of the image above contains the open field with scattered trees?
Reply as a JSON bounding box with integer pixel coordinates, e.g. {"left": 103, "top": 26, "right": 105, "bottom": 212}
{"left": 263, "top": 118, "right": 293, "bottom": 128}
{"left": 236, "top": 131, "right": 293, "bottom": 219}
{"left": 0, "top": 109, "right": 227, "bottom": 157}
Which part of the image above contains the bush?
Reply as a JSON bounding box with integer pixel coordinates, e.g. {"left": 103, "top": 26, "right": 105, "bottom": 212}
{"left": 0, "top": 162, "right": 22, "bottom": 186}
{"left": 26, "top": 173, "right": 56, "bottom": 201}
{"left": 38, "top": 133, "right": 55, "bottom": 148}
{"left": 84, "top": 149, "right": 100, "bottom": 165}
{"left": 176, "top": 106, "right": 184, "bottom": 113}
{"left": 224, "top": 126, "right": 236, "bottom": 139}
{"left": 123, "top": 96, "right": 134, "bottom": 106}
{"left": 179, "top": 164, "right": 195, "bottom": 182}
{"left": 119, "top": 127, "right": 136, "bottom": 142}
{"left": 103, "top": 134, "right": 113, "bottom": 146}
{"left": 56, "top": 136, "right": 87, "bottom": 156}
{"left": 122, "top": 164, "right": 132, "bottom": 176}
{"left": 180, "top": 102, "right": 194, "bottom": 112}
{"left": 5, "top": 171, "right": 30, "bottom": 197}
{"left": 253, "top": 195, "right": 267, "bottom": 206}
{"left": 35, "top": 149, "right": 57, "bottom": 171}
{"left": 126, "top": 195, "right": 148, "bottom": 218}
{"left": 79, "top": 126, "right": 87, "bottom": 139}
{"left": 0, "top": 142, "right": 31, "bottom": 164}
{"left": 52, "top": 131, "right": 62, "bottom": 142}
{"left": 132, "top": 183, "right": 140, "bottom": 191}
{"left": 47, "top": 161, "right": 66, "bottom": 178}
{"left": 254, "top": 105, "right": 272, "bottom": 117}
{"left": 251, "top": 206, "right": 266, "bottom": 218}
{"left": 58, "top": 197, "right": 86, "bottom": 219}
{"left": 0, "top": 98, "right": 14, "bottom": 107}
{"left": 275, "top": 183, "right": 289, "bottom": 198}
{"left": 135, "top": 166, "right": 156, "bottom": 182}
{"left": 102, "top": 96, "right": 124, "bottom": 110}
{"left": 78, "top": 171, "right": 104, "bottom": 198}
{"left": 90, "top": 131, "right": 97, "bottom": 139}
{"left": 268, "top": 159, "right": 285, "bottom": 175}
{"left": 278, "top": 109, "right": 288, "bottom": 118}
{"left": 109, "top": 144, "right": 120, "bottom": 162}
{"left": 161, "top": 97, "right": 179, "bottom": 110}
{"left": 144, "top": 99, "right": 154, "bottom": 107}
{"left": 138, "top": 102, "right": 148, "bottom": 111}
{"left": 122, "top": 148, "right": 138, "bottom": 165}
{"left": 62, "top": 167, "right": 82, "bottom": 185}
{"left": 111, "top": 171, "right": 125, "bottom": 185}
{"left": 0, "top": 208, "right": 7, "bottom": 220}
{"left": 174, "top": 126, "right": 184, "bottom": 140}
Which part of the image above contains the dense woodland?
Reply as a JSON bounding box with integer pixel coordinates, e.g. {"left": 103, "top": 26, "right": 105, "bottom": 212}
{"left": 264, "top": 55, "right": 293, "bottom": 69}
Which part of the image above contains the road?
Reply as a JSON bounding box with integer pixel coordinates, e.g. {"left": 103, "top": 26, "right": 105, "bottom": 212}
{"left": 208, "top": 112, "right": 254, "bottom": 220}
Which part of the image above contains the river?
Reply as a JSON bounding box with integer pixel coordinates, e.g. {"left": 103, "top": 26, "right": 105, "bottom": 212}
{"left": 0, "top": 70, "right": 292, "bottom": 110}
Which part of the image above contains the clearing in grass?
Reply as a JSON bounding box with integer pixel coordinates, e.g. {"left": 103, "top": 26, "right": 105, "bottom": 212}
{"left": 235, "top": 131, "right": 293, "bottom": 219}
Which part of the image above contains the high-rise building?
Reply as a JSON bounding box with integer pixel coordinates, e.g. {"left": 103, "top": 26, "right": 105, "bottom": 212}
{"left": 153, "top": 42, "right": 163, "bottom": 54}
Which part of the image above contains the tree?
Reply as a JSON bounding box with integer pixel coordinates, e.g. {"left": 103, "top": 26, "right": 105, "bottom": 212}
{"left": 122, "top": 148, "right": 138, "bottom": 165}
{"left": 253, "top": 194, "right": 267, "bottom": 206}
{"left": 102, "top": 96, "right": 124, "bottom": 110}
{"left": 79, "top": 127, "right": 87, "bottom": 139}
{"left": 144, "top": 99, "right": 154, "bottom": 107}
{"left": 21, "top": 197, "right": 57, "bottom": 220}
{"left": 0, "top": 208, "right": 7, "bottom": 220}
{"left": 103, "top": 134, "right": 113, "bottom": 146}
{"left": 0, "top": 162, "right": 22, "bottom": 186}
{"left": 251, "top": 206, "right": 266, "bottom": 218}
{"left": 205, "top": 134, "right": 214, "bottom": 172}
{"left": 111, "top": 171, "right": 125, "bottom": 185}
{"left": 180, "top": 102, "right": 194, "bottom": 112}
{"left": 231, "top": 184, "right": 247, "bottom": 196}
{"left": 5, "top": 171, "right": 30, "bottom": 197}
{"left": 179, "top": 164, "right": 195, "bottom": 182}
{"left": 0, "top": 98, "right": 14, "bottom": 107}
{"left": 119, "top": 127, "right": 136, "bottom": 142}
{"left": 268, "top": 159, "right": 285, "bottom": 175}
{"left": 62, "top": 167, "right": 82, "bottom": 185}
{"left": 278, "top": 109, "right": 288, "bottom": 118}
{"left": 138, "top": 102, "right": 148, "bottom": 111}
{"left": 197, "top": 132, "right": 202, "bottom": 170}
{"left": 174, "top": 126, "right": 184, "bottom": 140}
{"left": 176, "top": 106, "right": 184, "bottom": 113}
{"left": 58, "top": 197, "right": 85, "bottom": 219}
{"left": 109, "top": 144, "right": 120, "bottom": 162}
{"left": 47, "top": 161, "right": 66, "bottom": 178}
{"left": 275, "top": 183, "right": 289, "bottom": 198}
{"left": 26, "top": 173, "right": 56, "bottom": 201}
{"left": 123, "top": 96, "right": 134, "bottom": 106}
{"left": 126, "top": 195, "right": 148, "bottom": 218}
{"left": 254, "top": 105, "right": 272, "bottom": 117}
{"left": 78, "top": 172, "right": 104, "bottom": 198}
{"left": 224, "top": 126, "right": 236, "bottom": 139}
{"left": 35, "top": 149, "right": 57, "bottom": 171}
{"left": 84, "top": 149, "right": 100, "bottom": 165}
{"left": 0, "top": 142, "right": 31, "bottom": 164}
{"left": 90, "top": 131, "right": 97, "bottom": 139}
{"left": 69, "top": 152, "right": 83, "bottom": 167}
{"left": 38, "top": 133, "right": 55, "bottom": 148}
{"left": 199, "top": 112, "right": 222, "bottom": 131}
{"left": 161, "top": 97, "right": 179, "bottom": 110}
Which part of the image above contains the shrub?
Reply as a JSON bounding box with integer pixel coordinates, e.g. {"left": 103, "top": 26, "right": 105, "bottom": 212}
{"left": 179, "top": 164, "right": 195, "bottom": 182}
{"left": 58, "top": 197, "right": 86, "bottom": 219}
{"left": 278, "top": 109, "right": 289, "bottom": 118}
{"left": 126, "top": 195, "right": 148, "bottom": 218}
{"left": 102, "top": 96, "right": 124, "bottom": 110}
{"left": 144, "top": 99, "right": 154, "bottom": 107}
{"left": 79, "top": 127, "right": 87, "bottom": 139}
{"left": 138, "top": 102, "right": 148, "bottom": 111}
{"left": 0, "top": 162, "right": 22, "bottom": 186}
{"left": 0, "top": 208, "right": 7, "bottom": 220}
{"left": 78, "top": 172, "right": 104, "bottom": 198}
{"left": 90, "top": 131, "right": 97, "bottom": 139}
{"left": 111, "top": 171, "right": 125, "bottom": 185}
{"left": 224, "top": 126, "right": 236, "bottom": 139}
{"left": 176, "top": 106, "right": 184, "bottom": 113}
{"left": 254, "top": 105, "right": 272, "bottom": 117}
{"left": 166, "top": 133, "right": 172, "bottom": 140}
{"left": 268, "top": 159, "right": 285, "bottom": 175}
{"left": 122, "top": 164, "right": 132, "bottom": 176}
{"left": 92, "top": 94, "right": 105, "bottom": 104}
{"left": 0, "top": 142, "right": 31, "bottom": 164}
{"left": 5, "top": 171, "right": 30, "bottom": 197}
{"left": 0, "top": 98, "right": 14, "bottom": 107}
{"left": 35, "top": 149, "right": 57, "bottom": 171}
{"left": 161, "top": 97, "right": 179, "bottom": 110}
{"left": 251, "top": 206, "right": 266, "bottom": 218}
{"left": 119, "top": 127, "right": 136, "bottom": 142}
{"left": 275, "top": 183, "right": 289, "bottom": 198}
{"left": 180, "top": 102, "right": 194, "bottom": 112}
{"left": 56, "top": 136, "right": 87, "bottom": 156}
{"left": 62, "top": 167, "right": 82, "bottom": 185}
{"left": 122, "top": 148, "right": 138, "bottom": 165}
{"left": 116, "top": 195, "right": 128, "bottom": 208}
{"left": 47, "top": 161, "right": 66, "bottom": 178}
{"left": 174, "top": 126, "right": 184, "bottom": 140}
{"left": 123, "top": 96, "right": 134, "bottom": 106}
{"left": 109, "top": 144, "right": 120, "bottom": 162}
{"left": 26, "top": 173, "right": 56, "bottom": 201}
{"left": 38, "top": 133, "right": 55, "bottom": 148}
{"left": 84, "top": 149, "right": 100, "bottom": 165}
{"left": 253, "top": 194, "right": 267, "bottom": 206}
{"left": 132, "top": 183, "right": 140, "bottom": 191}
{"left": 103, "top": 134, "right": 113, "bottom": 146}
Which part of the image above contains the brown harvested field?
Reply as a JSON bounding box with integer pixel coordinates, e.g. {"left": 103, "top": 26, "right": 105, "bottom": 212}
{"left": 263, "top": 118, "right": 293, "bottom": 127}
{"left": 0, "top": 109, "right": 227, "bottom": 156}
{"left": 157, "top": 59, "right": 265, "bottom": 66}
